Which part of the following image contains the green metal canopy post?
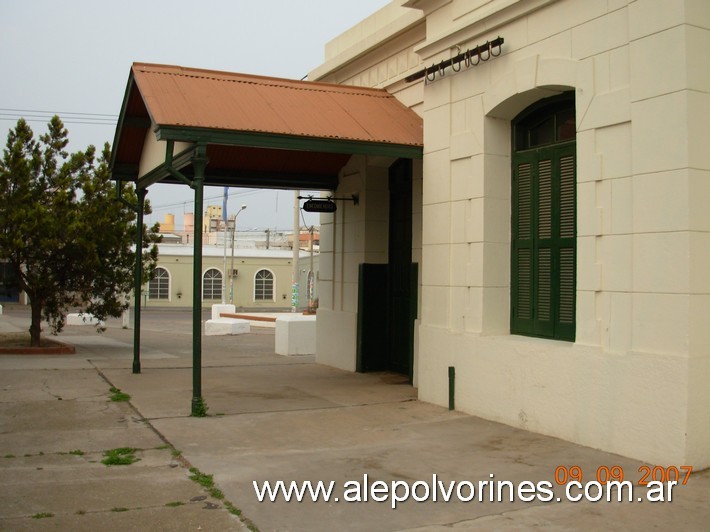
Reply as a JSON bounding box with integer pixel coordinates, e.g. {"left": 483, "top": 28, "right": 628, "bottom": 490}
{"left": 133, "top": 187, "right": 147, "bottom": 374}
{"left": 190, "top": 145, "right": 208, "bottom": 415}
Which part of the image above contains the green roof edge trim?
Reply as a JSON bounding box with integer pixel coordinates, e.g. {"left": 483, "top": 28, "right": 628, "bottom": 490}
{"left": 155, "top": 125, "right": 423, "bottom": 160}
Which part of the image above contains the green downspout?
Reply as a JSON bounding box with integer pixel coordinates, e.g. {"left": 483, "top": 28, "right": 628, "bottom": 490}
{"left": 448, "top": 366, "right": 455, "bottom": 411}
{"left": 190, "top": 145, "right": 209, "bottom": 416}
{"left": 133, "top": 187, "right": 147, "bottom": 374}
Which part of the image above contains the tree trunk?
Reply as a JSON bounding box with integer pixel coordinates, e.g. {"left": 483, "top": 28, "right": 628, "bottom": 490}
{"left": 29, "top": 299, "right": 43, "bottom": 347}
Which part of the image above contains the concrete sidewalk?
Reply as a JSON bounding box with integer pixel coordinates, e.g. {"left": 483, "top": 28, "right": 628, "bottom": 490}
{"left": 1, "top": 306, "right": 708, "bottom": 531}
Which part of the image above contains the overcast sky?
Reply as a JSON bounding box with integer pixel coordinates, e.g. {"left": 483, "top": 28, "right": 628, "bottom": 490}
{"left": 0, "top": 0, "right": 392, "bottom": 231}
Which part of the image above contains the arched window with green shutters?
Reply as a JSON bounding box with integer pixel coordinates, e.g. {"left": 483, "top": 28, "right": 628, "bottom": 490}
{"left": 511, "top": 93, "right": 576, "bottom": 341}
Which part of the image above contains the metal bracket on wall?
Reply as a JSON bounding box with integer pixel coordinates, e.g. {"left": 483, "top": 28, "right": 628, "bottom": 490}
{"left": 405, "top": 36, "right": 504, "bottom": 84}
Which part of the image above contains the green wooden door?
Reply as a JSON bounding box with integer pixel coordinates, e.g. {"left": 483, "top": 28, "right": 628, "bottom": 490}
{"left": 356, "top": 263, "right": 389, "bottom": 373}
{"left": 356, "top": 159, "right": 417, "bottom": 381}
{"left": 388, "top": 159, "right": 416, "bottom": 379}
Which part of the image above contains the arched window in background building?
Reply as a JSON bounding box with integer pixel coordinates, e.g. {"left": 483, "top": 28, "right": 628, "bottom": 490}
{"left": 254, "top": 269, "right": 274, "bottom": 301}
{"left": 203, "top": 268, "right": 223, "bottom": 300}
{"left": 148, "top": 267, "right": 170, "bottom": 300}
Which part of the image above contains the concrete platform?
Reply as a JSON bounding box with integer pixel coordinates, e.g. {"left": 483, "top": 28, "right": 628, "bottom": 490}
{"left": 0, "top": 307, "right": 708, "bottom": 532}
{"left": 205, "top": 317, "right": 250, "bottom": 336}
{"left": 0, "top": 356, "right": 246, "bottom": 530}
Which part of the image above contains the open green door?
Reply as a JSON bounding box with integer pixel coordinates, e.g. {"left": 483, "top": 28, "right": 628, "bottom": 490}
{"left": 356, "top": 159, "right": 418, "bottom": 382}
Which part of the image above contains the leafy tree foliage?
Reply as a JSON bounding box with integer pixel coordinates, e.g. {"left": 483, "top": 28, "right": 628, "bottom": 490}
{"left": 0, "top": 117, "right": 160, "bottom": 346}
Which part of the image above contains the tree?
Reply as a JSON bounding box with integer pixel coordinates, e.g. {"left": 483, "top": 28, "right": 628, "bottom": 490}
{"left": 0, "top": 116, "right": 160, "bottom": 346}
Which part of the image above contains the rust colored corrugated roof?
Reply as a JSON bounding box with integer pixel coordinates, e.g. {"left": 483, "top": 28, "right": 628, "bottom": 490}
{"left": 131, "top": 63, "right": 422, "bottom": 147}
{"left": 111, "top": 63, "right": 422, "bottom": 189}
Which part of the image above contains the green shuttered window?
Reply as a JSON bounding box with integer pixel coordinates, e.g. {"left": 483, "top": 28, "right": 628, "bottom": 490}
{"left": 511, "top": 94, "right": 576, "bottom": 341}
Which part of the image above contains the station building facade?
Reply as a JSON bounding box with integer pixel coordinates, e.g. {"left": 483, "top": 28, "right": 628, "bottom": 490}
{"left": 310, "top": 0, "right": 710, "bottom": 467}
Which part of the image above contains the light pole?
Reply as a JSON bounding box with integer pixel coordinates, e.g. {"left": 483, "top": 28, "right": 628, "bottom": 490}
{"left": 292, "top": 190, "right": 300, "bottom": 312}
{"left": 229, "top": 204, "right": 247, "bottom": 305}
{"left": 221, "top": 217, "right": 231, "bottom": 304}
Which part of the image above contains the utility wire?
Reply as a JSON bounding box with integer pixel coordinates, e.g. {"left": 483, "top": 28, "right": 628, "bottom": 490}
{"left": 0, "top": 107, "right": 118, "bottom": 117}
{"left": 148, "top": 189, "right": 269, "bottom": 213}
{"left": 0, "top": 118, "right": 116, "bottom": 126}
{"left": 0, "top": 108, "right": 118, "bottom": 127}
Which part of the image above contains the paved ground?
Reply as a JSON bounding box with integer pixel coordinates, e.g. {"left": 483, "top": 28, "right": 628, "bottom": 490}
{"left": 0, "top": 305, "right": 708, "bottom": 531}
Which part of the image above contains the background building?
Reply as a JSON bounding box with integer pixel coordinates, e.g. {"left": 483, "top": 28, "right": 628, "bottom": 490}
{"left": 143, "top": 244, "right": 318, "bottom": 311}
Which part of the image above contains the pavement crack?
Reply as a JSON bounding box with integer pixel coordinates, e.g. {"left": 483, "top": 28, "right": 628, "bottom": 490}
{"left": 145, "top": 397, "right": 418, "bottom": 421}
{"left": 40, "top": 379, "right": 63, "bottom": 401}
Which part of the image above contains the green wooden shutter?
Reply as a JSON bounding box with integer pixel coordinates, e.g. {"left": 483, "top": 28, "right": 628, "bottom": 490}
{"left": 511, "top": 143, "right": 576, "bottom": 341}
{"left": 555, "top": 149, "right": 576, "bottom": 340}
{"left": 511, "top": 156, "right": 535, "bottom": 335}
{"left": 535, "top": 158, "right": 554, "bottom": 337}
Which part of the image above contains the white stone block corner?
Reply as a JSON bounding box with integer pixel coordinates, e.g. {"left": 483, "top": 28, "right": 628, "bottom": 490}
{"left": 211, "top": 303, "right": 236, "bottom": 321}
{"left": 275, "top": 314, "right": 317, "bottom": 356}
{"left": 205, "top": 317, "right": 250, "bottom": 336}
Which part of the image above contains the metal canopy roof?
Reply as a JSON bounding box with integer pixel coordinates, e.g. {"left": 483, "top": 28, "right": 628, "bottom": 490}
{"left": 110, "top": 63, "right": 423, "bottom": 190}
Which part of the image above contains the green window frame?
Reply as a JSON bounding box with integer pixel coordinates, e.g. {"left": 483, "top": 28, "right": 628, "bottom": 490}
{"left": 511, "top": 94, "right": 576, "bottom": 341}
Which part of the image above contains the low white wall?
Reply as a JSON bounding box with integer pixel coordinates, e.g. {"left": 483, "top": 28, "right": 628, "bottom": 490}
{"left": 66, "top": 313, "right": 103, "bottom": 326}
{"left": 204, "top": 318, "right": 250, "bottom": 336}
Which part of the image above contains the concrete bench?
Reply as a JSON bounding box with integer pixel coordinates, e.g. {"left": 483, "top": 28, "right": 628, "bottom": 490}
{"left": 205, "top": 317, "right": 250, "bottom": 336}
{"left": 275, "top": 314, "right": 316, "bottom": 356}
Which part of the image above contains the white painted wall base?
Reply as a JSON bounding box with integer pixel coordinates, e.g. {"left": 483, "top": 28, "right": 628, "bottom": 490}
{"left": 205, "top": 318, "right": 250, "bottom": 336}
{"left": 315, "top": 309, "right": 357, "bottom": 371}
{"left": 211, "top": 304, "right": 236, "bottom": 321}
{"left": 275, "top": 314, "right": 316, "bottom": 355}
{"left": 417, "top": 324, "right": 705, "bottom": 468}
{"left": 66, "top": 313, "right": 103, "bottom": 326}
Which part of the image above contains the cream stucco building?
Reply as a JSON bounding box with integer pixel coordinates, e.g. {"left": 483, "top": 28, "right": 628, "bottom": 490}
{"left": 109, "top": 0, "right": 709, "bottom": 467}
{"left": 310, "top": 0, "right": 710, "bottom": 468}
{"left": 144, "top": 244, "right": 318, "bottom": 311}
